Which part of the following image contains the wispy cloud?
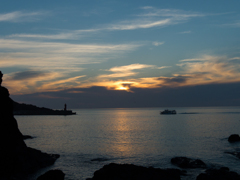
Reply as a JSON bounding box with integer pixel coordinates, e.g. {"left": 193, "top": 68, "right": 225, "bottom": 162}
{"left": 106, "top": 8, "right": 204, "bottom": 32}
{"left": 8, "top": 8, "right": 205, "bottom": 40}
{"left": 176, "top": 55, "right": 240, "bottom": 86}
{"left": 107, "top": 19, "right": 171, "bottom": 30}
{"left": 9, "top": 29, "right": 99, "bottom": 40}
{"left": 179, "top": 55, "right": 221, "bottom": 62}
{"left": 4, "top": 70, "right": 86, "bottom": 94}
{"left": 8, "top": 70, "right": 49, "bottom": 81}
{"left": 179, "top": 30, "right": 192, "bottom": 34}
{"left": 0, "top": 11, "right": 47, "bottom": 22}
{"left": 39, "top": 75, "right": 86, "bottom": 91}
{"left": 98, "top": 63, "right": 168, "bottom": 78}
{"left": 157, "top": 66, "right": 171, "bottom": 69}
{"left": 152, "top": 41, "right": 165, "bottom": 46}
{"left": 222, "top": 20, "right": 240, "bottom": 28}
{"left": 109, "top": 64, "right": 154, "bottom": 72}
{"left": 0, "top": 39, "right": 141, "bottom": 71}
{"left": 139, "top": 7, "right": 205, "bottom": 18}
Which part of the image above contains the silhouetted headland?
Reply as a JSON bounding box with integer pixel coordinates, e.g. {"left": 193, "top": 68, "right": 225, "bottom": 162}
{"left": 13, "top": 101, "right": 76, "bottom": 115}
{"left": 0, "top": 71, "right": 60, "bottom": 179}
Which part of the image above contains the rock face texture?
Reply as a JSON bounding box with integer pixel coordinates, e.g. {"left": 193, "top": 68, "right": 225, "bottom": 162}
{"left": 87, "top": 163, "right": 186, "bottom": 180}
{"left": 0, "top": 71, "right": 59, "bottom": 179}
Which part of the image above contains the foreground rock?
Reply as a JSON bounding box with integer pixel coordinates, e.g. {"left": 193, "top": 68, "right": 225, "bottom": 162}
{"left": 87, "top": 163, "right": 186, "bottom": 180}
{"left": 196, "top": 167, "right": 240, "bottom": 180}
{"left": 37, "top": 169, "right": 65, "bottom": 180}
{"left": 171, "top": 157, "right": 206, "bottom": 169}
{"left": 23, "top": 135, "right": 34, "bottom": 140}
{"left": 0, "top": 71, "right": 60, "bottom": 179}
{"left": 228, "top": 134, "right": 240, "bottom": 143}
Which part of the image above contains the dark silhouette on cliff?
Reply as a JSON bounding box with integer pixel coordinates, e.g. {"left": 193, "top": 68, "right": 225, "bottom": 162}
{"left": 0, "top": 71, "right": 60, "bottom": 179}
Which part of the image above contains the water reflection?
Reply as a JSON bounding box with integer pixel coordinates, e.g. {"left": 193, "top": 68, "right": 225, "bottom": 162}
{"left": 17, "top": 107, "right": 240, "bottom": 180}
{"left": 109, "top": 110, "right": 137, "bottom": 156}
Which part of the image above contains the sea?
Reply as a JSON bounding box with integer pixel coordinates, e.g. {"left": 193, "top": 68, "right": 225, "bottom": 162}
{"left": 16, "top": 107, "right": 240, "bottom": 180}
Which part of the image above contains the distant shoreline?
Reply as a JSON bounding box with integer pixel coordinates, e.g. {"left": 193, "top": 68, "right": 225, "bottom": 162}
{"left": 13, "top": 101, "right": 76, "bottom": 116}
{"left": 14, "top": 110, "right": 76, "bottom": 116}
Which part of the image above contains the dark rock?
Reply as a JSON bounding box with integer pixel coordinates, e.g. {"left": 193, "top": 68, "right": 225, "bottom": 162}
{"left": 87, "top": 163, "right": 186, "bottom": 180}
{"left": 37, "top": 169, "right": 65, "bottom": 180}
{"left": 196, "top": 167, "right": 240, "bottom": 180}
{"left": 228, "top": 134, "right": 240, "bottom": 143}
{"left": 171, "top": 157, "right": 206, "bottom": 169}
{"left": 23, "top": 135, "right": 34, "bottom": 140}
{"left": 0, "top": 71, "right": 59, "bottom": 179}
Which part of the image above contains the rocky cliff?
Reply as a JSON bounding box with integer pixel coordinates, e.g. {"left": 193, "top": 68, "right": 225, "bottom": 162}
{"left": 0, "top": 71, "right": 59, "bottom": 180}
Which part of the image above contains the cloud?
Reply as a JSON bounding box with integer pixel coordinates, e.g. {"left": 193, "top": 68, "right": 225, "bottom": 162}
{"left": 179, "top": 30, "right": 192, "bottom": 34}
{"left": 8, "top": 8, "right": 205, "bottom": 40}
{"left": 89, "top": 55, "right": 240, "bottom": 92}
{"left": 98, "top": 64, "right": 156, "bottom": 78}
{"left": 158, "top": 76, "right": 187, "bottom": 84}
{"left": 91, "top": 64, "right": 171, "bottom": 91}
{"left": 3, "top": 70, "right": 86, "bottom": 95}
{"left": 3, "top": 71, "right": 62, "bottom": 95}
{"left": 98, "top": 8, "right": 205, "bottom": 31}
{"left": 109, "top": 64, "right": 154, "bottom": 72}
{"left": 179, "top": 55, "right": 221, "bottom": 62}
{"left": 176, "top": 55, "right": 240, "bottom": 86}
{"left": 152, "top": 41, "right": 165, "bottom": 46}
{"left": 139, "top": 8, "right": 205, "bottom": 18}
{"left": 108, "top": 19, "right": 172, "bottom": 30}
{"left": 9, "top": 29, "right": 99, "bottom": 40}
{"left": 0, "top": 11, "right": 47, "bottom": 22}
{"left": 0, "top": 39, "right": 141, "bottom": 71}
{"left": 223, "top": 21, "right": 240, "bottom": 28}
{"left": 8, "top": 70, "right": 49, "bottom": 80}
{"left": 157, "top": 66, "right": 171, "bottom": 69}
{"left": 4, "top": 54, "right": 240, "bottom": 96}
{"left": 39, "top": 75, "right": 86, "bottom": 91}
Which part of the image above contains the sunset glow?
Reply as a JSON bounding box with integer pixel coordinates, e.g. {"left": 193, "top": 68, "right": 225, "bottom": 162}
{"left": 116, "top": 86, "right": 129, "bottom": 91}
{"left": 1, "top": 1, "right": 240, "bottom": 108}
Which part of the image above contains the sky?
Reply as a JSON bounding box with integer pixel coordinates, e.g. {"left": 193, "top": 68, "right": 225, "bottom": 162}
{"left": 1, "top": 0, "right": 240, "bottom": 108}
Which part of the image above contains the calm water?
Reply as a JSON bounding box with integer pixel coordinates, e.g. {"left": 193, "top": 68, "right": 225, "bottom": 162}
{"left": 17, "top": 107, "right": 240, "bottom": 180}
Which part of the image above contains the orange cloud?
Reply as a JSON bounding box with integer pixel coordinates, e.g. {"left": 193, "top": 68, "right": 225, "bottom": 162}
{"left": 98, "top": 63, "right": 168, "bottom": 78}
{"left": 4, "top": 55, "right": 240, "bottom": 95}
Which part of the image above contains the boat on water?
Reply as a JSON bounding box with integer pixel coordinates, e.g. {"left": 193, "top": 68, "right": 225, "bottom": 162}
{"left": 160, "top": 109, "right": 177, "bottom": 115}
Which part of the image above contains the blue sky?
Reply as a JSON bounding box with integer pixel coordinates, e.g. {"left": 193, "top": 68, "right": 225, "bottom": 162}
{"left": 1, "top": 0, "right": 240, "bottom": 108}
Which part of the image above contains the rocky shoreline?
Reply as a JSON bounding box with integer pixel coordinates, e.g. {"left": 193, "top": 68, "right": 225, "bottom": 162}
{"left": 86, "top": 155, "right": 240, "bottom": 180}
{"left": 85, "top": 133, "right": 240, "bottom": 180}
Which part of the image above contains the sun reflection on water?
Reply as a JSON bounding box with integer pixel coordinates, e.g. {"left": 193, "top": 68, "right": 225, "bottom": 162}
{"left": 108, "top": 110, "right": 137, "bottom": 156}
